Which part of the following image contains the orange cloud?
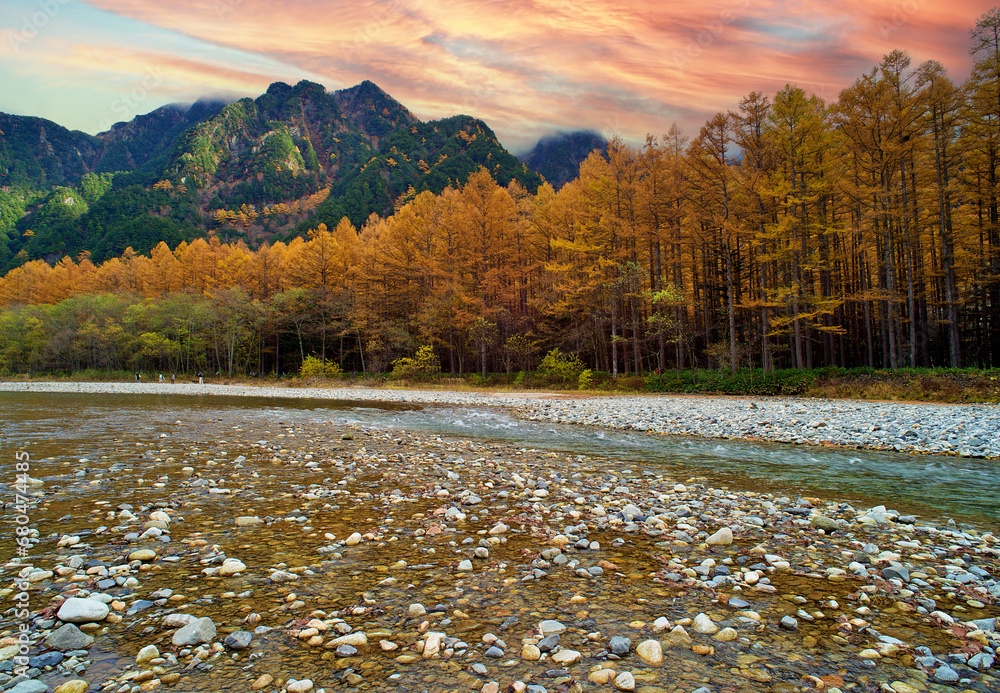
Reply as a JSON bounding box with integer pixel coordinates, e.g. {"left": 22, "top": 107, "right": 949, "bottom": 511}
{"left": 16, "top": 0, "right": 989, "bottom": 148}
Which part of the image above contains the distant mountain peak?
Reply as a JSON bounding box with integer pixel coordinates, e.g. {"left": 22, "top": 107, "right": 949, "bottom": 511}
{"left": 520, "top": 130, "right": 608, "bottom": 189}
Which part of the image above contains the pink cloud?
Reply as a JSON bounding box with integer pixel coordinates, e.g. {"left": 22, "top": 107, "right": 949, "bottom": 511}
{"left": 40, "top": 0, "right": 994, "bottom": 148}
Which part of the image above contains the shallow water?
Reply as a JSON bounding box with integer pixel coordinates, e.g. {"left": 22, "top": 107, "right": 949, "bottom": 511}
{"left": 0, "top": 391, "right": 997, "bottom": 692}
{"left": 2, "top": 391, "right": 994, "bottom": 527}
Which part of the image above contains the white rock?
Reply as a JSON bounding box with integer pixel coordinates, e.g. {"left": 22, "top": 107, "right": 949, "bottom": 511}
{"left": 692, "top": 613, "right": 719, "bottom": 635}
{"left": 706, "top": 527, "right": 733, "bottom": 546}
{"left": 57, "top": 598, "right": 109, "bottom": 623}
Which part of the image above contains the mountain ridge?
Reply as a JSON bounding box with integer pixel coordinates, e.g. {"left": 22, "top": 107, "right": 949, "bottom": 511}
{"left": 0, "top": 79, "right": 546, "bottom": 268}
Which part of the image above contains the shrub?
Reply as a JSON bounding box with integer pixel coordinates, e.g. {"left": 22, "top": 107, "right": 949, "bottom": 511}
{"left": 300, "top": 356, "right": 342, "bottom": 379}
{"left": 391, "top": 345, "right": 440, "bottom": 380}
{"left": 538, "top": 348, "right": 585, "bottom": 383}
{"left": 578, "top": 369, "right": 594, "bottom": 390}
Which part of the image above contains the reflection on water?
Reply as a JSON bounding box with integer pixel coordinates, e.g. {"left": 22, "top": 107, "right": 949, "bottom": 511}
{"left": 1, "top": 390, "right": 997, "bottom": 527}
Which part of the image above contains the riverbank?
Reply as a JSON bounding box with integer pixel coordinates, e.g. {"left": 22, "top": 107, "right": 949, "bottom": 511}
{"left": 2, "top": 381, "right": 999, "bottom": 459}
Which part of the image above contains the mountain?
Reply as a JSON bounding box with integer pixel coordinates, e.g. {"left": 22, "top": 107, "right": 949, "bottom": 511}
{"left": 0, "top": 80, "right": 542, "bottom": 268}
{"left": 519, "top": 131, "right": 608, "bottom": 190}
{"left": 0, "top": 114, "right": 102, "bottom": 190}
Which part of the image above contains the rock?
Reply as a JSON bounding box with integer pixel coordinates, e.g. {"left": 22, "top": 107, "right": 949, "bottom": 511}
{"left": 692, "top": 613, "right": 719, "bottom": 634}
{"left": 588, "top": 669, "right": 615, "bottom": 684}
{"left": 881, "top": 564, "right": 910, "bottom": 582}
{"left": 172, "top": 616, "right": 216, "bottom": 646}
{"left": 613, "top": 671, "right": 636, "bottom": 691}
{"left": 336, "top": 644, "right": 358, "bottom": 657}
{"left": 286, "top": 680, "right": 314, "bottom": 693}
{"left": 810, "top": 515, "right": 840, "bottom": 532}
{"left": 329, "top": 632, "right": 367, "bottom": 647}
{"left": 45, "top": 623, "right": 94, "bottom": 651}
{"left": 54, "top": 681, "right": 89, "bottom": 693}
{"left": 706, "top": 527, "right": 733, "bottom": 545}
{"left": 128, "top": 549, "right": 157, "bottom": 562}
{"left": 408, "top": 603, "right": 426, "bottom": 618}
{"left": 551, "top": 649, "right": 581, "bottom": 664}
{"left": 609, "top": 636, "right": 631, "bottom": 655}
{"left": 57, "top": 597, "right": 110, "bottom": 623}
{"left": 219, "top": 558, "right": 247, "bottom": 576}
{"left": 933, "top": 665, "right": 959, "bottom": 684}
{"left": 423, "top": 632, "right": 444, "bottom": 658}
{"left": 716, "top": 627, "right": 738, "bottom": 641}
{"left": 224, "top": 631, "right": 253, "bottom": 650}
{"left": 252, "top": 674, "right": 273, "bottom": 690}
{"left": 235, "top": 516, "right": 263, "bottom": 527}
{"left": 136, "top": 644, "right": 159, "bottom": 664}
{"left": 8, "top": 682, "right": 48, "bottom": 693}
{"left": 780, "top": 616, "right": 798, "bottom": 630}
{"left": 344, "top": 532, "right": 363, "bottom": 546}
{"left": 162, "top": 613, "right": 198, "bottom": 628}
{"left": 538, "top": 620, "right": 566, "bottom": 636}
{"left": 521, "top": 644, "right": 541, "bottom": 661}
{"left": 457, "top": 559, "right": 473, "bottom": 571}
{"left": 635, "top": 639, "right": 663, "bottom": 665}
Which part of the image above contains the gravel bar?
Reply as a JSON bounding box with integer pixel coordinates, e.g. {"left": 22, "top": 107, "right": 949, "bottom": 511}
{"left": 2, "top": 381, "right": 999, "bottom": 459}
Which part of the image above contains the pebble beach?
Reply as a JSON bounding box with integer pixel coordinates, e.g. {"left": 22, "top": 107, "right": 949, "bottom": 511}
{"left": 0, "top": 382, "right": 996, "bottom": 693}
{"left": 2, "top": 381, "right": 999, "bottom": 458}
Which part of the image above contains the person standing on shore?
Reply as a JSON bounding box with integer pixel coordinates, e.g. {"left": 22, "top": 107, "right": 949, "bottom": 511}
{"left": 158, "top": 373, "right": 164, "bottom": 383}
{"left": 198, "top": 371, "right": 204, "bottom": 385}
{"left": 135, "top": 372, "right": 140, "bottom": 381}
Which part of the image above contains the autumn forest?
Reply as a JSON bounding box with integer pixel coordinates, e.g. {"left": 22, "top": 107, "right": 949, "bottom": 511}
{"left": 3, "top": 15, "right": 1000, "bottom": 380}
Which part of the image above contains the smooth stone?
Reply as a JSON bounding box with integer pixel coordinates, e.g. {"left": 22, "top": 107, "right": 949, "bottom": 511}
{"left": 135, "top": 644, "right": 159, "bottom": 664}
{"left": 716, "top": 627, "right": 738, "bottom": 642}
{"left": 128, "top": 549, "right": 157, "bottom": 562}
{"left": 609, "top": 636, "right": 631, "bottom": 656}
{"left": 8, "top": 682, "right": 49, "bottom": 693}
{"left": 172, "top": 617, "right": 216, "bottom": 646}
{"left": 54, "top": 682, "right": 89, "bottom": 693}
{"left": 538, "top": 620, "right": 566, "bottom": 636}
{"left": 252, "top": 674, "right": 273, "bottom": 690}
{"left": 706, "top": 527, "right": 733, "bottom": 546}
{"left": 219, "top": 558, "right": 247, "bottom": 576}
{"left": 45, "top": 624, "right": 94, "bottom": 651}
{"left": 235, "top": 516, "right": 263, "bottom": 527}
{"left": 779, "top": 616, "right": 798, "bottom": 631}
{"left": 550, "top": 649, "right": 581, "bottom": 665}
{"left": 635, "top": 639, "right": 663, "bottom": 665}
{"left": 286, "top": 680, "right": 314, "bottom": 693}
{"left": 692, "top": 613, "right": 719, "bottom": 634}
{"left": 224, "top": 631, "right": 253, "bottom": 650}
{"left": 810, "top": 515, "right": 840, "bottom": 532}
{"left": 522, "top": 644, "right": 541, "bottom": 661}
{"left": 613, "top": 671, "right": 636, "bottom": 691}
{"left": 57, "top": 598, "right": 109, "bottom": 623}
{"left": 344, "top": 533, "right": 363, "bottom": 546}
{"left": 457, "top": 560, "right": 474, "bottom": 571}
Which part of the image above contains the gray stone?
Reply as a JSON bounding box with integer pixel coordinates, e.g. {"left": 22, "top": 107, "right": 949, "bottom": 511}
{"left": 7, "top": 682, "right": 48, "bottom": 693}
{"left": 224, "top": 631, "right": 252, "bottom": 650}
{"left": 780, "top": 616, "right": 798, "bottom": 630}
{"left": 44, "top": 624, "right": 94, "bottom": 651}
{"left": 609, "top": 636, "right": 631, "bottom": 655}
{"left": 335, "top": 644, "right": 358, "bottom": 657}
{"left": 933, "top": 665, "right": 959, "bottom": 683}
{"left": 810, "top": 515, "right": 840, "bottom": 532}
{"left": 172, "top": 616, "right": 216, "bottom": 646}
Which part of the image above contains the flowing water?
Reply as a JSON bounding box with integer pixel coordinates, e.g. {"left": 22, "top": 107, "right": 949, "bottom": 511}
{"left": 0, "top": 391, "right": 997, "bottom": 693}
{"left": 2, "top": 392, "right": 994, "bottom": 527}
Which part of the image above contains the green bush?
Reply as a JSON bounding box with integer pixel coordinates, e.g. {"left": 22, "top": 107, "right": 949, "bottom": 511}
{"left": 300, "top": 356, "right": 342, "bottom": 379}
{"left": 538, "top": 348, "right": 585, "bottom": 383}
{"left": 578, "top": 369, "right": 594, "bottom": 390}
{"left": 390, "top": 345, "right": 440, "bottom": 379}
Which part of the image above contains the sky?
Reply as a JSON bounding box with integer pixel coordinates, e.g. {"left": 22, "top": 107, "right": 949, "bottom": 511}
{"left": 0, "top": 0, "right": 995, "bottom": 153}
